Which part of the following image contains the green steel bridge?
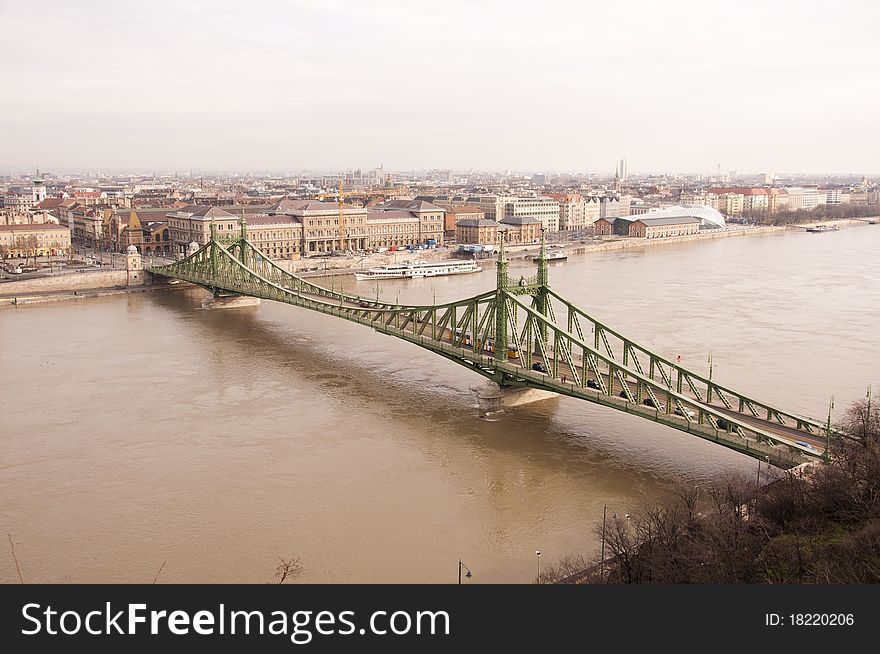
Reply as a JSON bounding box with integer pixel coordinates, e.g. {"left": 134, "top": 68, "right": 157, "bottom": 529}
{"left": 148, "top": 220, "right": 833, "bottom": 469}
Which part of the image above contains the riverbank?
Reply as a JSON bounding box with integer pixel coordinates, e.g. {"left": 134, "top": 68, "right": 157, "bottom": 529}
{"left": 2, "top": 219, "right": 873, "bottom": 304}
{"left": 0, "top": 282, "right": 185, "bottom": 307}
{"left": 786, "top": 217, "right": 879, "bottom": 230}
{"left": 286, "top": 224, "right": 794, "bottom": 275}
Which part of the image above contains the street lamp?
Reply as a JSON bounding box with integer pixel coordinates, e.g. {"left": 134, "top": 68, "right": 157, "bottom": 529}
{"left": 756, "top": 454, "right": 771, "bottom": 494}
{"left": 458, "top": 559, "right": 472, "bottom": 584}
{"left": 535, "top": 550, "right": 541, "bottom": 580}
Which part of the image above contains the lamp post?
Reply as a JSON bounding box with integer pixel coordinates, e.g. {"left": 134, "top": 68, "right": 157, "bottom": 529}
{"left": 458, "top": 559, "right": 472, "bottom": 584}
{"left": 707, "top": 352, "right": 714, "bottom": 402}
{"left": 535, "top": 550, "right": 541, "bottom": 581}
{"left": 825, "top": 395, "right": 835, "bottom": 462}
{"left": 756, "top": 454, "right": 770, "bottom": 491}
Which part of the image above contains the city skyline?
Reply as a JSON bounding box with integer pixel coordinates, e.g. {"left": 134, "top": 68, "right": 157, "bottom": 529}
{"left": 2, "top": 1, "right": 879, "bottom": 173}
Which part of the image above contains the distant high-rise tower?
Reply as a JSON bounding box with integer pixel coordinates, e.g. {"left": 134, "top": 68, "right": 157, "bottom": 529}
{"left": 32, "top": 166, "right": 46, "bottom": 203}
{"left": 615, "top": 158, "right": 628, "bottom": 182}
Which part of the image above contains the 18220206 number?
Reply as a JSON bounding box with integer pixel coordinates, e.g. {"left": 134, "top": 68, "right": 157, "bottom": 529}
{"left": 790, "top": 614, "right": 854, "bottom": 626}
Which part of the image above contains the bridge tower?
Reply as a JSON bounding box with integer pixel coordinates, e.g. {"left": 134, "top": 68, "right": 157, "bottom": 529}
{"left": 535, "top": 228, "right": 550, "bottom": 343}
{"left": 209, "top": 219, "right": 219, "bottom": 295}
{"left": 494, "top": 229, "right": 509, "bottom": 367}
{"left": 125, "top": 244, "right": 143, "bottom": 286}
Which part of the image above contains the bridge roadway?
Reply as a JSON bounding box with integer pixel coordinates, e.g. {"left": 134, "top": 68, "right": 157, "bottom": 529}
{"left": 293, "top": 288, "right": 827, "bottom": 461}
{"left": 147, "top": 230, "right": 831, "bottom": 468}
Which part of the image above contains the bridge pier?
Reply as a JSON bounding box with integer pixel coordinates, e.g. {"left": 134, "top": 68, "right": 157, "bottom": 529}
{"left": 201, "top": 294, "right": 261, "bottom": 310}
{"left": 475, "top": 380, "right": 557, "bottom": 414}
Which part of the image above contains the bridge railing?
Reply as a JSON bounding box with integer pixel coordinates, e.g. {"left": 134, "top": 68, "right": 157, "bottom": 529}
{"left": 147, "top": 236, "right": 826, "bottom": 465}
{"left": 544, "top": 287, "right": 828, "bottom": 438}
{"left": 497, "top": 291, "right": 823, "bottom": 460}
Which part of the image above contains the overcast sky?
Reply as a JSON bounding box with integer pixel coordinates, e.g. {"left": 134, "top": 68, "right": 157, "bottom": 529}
{"left": 1, "top": 0, "right": 878, "bottom": 175}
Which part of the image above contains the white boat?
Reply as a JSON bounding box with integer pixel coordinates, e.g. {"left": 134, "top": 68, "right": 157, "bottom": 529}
{"left": 354, "top": 260, "right": 482, "bottom": 280}
{"left": 532, "top": 251, "right": 567, "bottom": 262}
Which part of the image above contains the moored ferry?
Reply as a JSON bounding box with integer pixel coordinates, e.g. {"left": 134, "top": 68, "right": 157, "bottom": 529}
{"left": 354, "top": 260, "right": 482, "bottom": 280}
{"left": 532, "top": 251, "right": 567, "bottom": 262}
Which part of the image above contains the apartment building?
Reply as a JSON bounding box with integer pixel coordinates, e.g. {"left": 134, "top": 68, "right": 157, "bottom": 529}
{"left": 0, "top": 223, "right": 71, "bottom": 257}
{"left": 628, "top": 215, "right": 701, "bottom": 238}
{"left": 455, "top": 215, "right": 541, "bottom": 246}
{"left": 455, "top": 218, "right": 499, "bottom": 245}
{"left": 372, "top": 199, "right": 445, "bottom": 245}
{"left": 444, "top": 205, "right": 484, "bottom": 237}
{"left": 165, "top": 199, "right": 445, "bottom": 259}
{"left": 503, "top": 197, "right": 560, "bottom": 232}
{"left": 464, "top": 195, "right": 518, "bottom": 221}
{"left": 546, "top": 193, "right": 587, "bottom": 230}
{"left": 584, "top": 196, "right": 601, "bottom": 225}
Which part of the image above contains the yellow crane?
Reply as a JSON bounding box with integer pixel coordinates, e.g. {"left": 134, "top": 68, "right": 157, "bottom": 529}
{"left": 321, "top": 179, "right": 395, "bottom": 252}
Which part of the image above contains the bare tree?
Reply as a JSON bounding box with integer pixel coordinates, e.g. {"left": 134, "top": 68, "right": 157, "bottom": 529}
{"left": 535, "top": 554, "right": 592, "bottom": 584}
{"left": 7, "top": 533, "right": 23, "bottom": 584}
{"left": 837, "top": 392, "right": 880, "bottom": 447}
{"left": 274, "top": 558, "right": 303, "bottom": 584}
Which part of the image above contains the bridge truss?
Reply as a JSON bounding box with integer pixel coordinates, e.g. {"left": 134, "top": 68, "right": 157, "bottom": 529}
{"left": 148, "top": 221, "right": 832, "bottom": 469}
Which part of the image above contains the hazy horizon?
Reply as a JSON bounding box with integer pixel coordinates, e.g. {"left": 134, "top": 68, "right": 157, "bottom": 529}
{"left": 2, "top": 0, "right": 878, "bottom": 174}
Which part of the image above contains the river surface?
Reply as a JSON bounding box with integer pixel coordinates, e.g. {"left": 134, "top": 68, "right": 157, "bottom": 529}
{"left": 2, "top": 225, "right": 879, "bottom": 583}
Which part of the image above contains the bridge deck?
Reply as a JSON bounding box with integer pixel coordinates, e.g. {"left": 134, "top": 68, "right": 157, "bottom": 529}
{"left": 147, "top": 234, "right": 832, "bottom": 469}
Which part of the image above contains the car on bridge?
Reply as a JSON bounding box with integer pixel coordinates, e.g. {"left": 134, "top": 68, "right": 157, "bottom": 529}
{"left": 643, "top": 397, "right": 661, "bottom": 409}
{"left": 795, "top": 441, "right": 817, "bottom": 451}
{"left": 674, "top": 406, "right": 696, "bottom": 419}
{"left": 587, "top": 379, "right": 600, "bottom": 390}
{"left": 531, "top": 362, "right": 548, "bottom": 373}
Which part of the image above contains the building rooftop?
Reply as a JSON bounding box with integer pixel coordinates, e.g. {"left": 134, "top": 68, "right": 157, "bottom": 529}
{"left": 244, "top": 214, "right": 302, "bottom": 226}
{"left": 38, "top": 197, "right": 65, "bottom": 210}
{"left": 635, "top": 205, "right": 725, "bottom": 228}
{"left": 0, "top": 223, "right": 68, "bottom": 231}
{"left": 500, "top": 215, "right": 541, "bottom": 225}
{"left": 377, "top": 199, "right": 443, "bottom": 212}
{"left": 456, "top": 218, "right": 498, "bottom": 227}
{"left": 269, "top": 199, "right": 364, "bottom": 215}
{"left": 168, "top": 205, "right": 236, "bottom": 219}
{"left": 367, "top": 210, "right": 418, "bottom": 222}
{"left": 445, "top": 205, "right": 483, "bottom": 215}
{"left": 634, "top": 215, "right": 701, "bottom": 227}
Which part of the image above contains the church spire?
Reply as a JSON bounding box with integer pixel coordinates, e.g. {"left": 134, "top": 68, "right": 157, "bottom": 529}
{"left": 128, "top": 210, "right": 142, "bottom": 231}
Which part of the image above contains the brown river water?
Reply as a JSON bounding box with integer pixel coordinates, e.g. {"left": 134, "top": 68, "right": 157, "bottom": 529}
{"left": 2, "top": 225, "right": 879, "bottom": 583}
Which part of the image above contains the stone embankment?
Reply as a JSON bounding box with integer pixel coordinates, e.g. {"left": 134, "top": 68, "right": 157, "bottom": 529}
{"left": 0, "top": 269, "right": 131, "bottom": 295}
{"left": 0, "top": 282, "right": 182, "bottom": 307}
{"left": 284, "top": 224, "right": 790, "bottom": 275}
{"left": 787, "top": 217, "right": 879, "bottom": 230}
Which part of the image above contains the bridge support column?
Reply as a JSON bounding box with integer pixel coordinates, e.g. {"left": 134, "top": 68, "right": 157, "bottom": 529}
{"left": 535, "top": 228, "right": 550, "bottom": 345}
{"left": 474, "top": 380, "right": 557, "bottom": 415}
{"left": 201, "top": 294, "right": 261, "bottom": 310}
{"left": 493, "top": 230, "right": 509, "bottom": 385}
